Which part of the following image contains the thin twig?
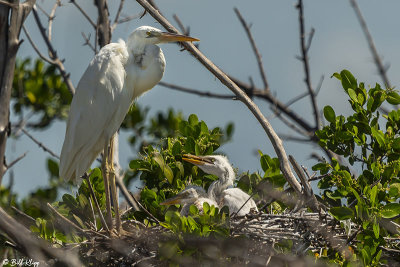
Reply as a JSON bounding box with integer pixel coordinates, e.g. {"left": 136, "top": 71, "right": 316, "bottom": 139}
{"left": 159, "top": 81, "right": 235, "bottom": 99}
{"left": 83, "top": 173, "right": 110, "bottom": 233}
{"left": 20, "top": 128, "right": 59, "bottom": 159}
{"left": 349, "top": 0, "right": 391, "bottom": 88}
{"left": 234, "top": 7, "right": 269, "bottom": 92}
{"left": 173, "top": 14, "right": 188, "bottom": 35}
{"left": 70, "top": 0, "right": 96, "bottom": 29}
{"left": 81, "top": 32, "right": 96, "bottom": 53}
{"left": 111, "top": 0, "right": 125, "bottom": 32}
{"left": 115, "top": 175, "right": 160, "bottom": 223}
{"left": 31, "top": 6, "right": 75, "bottom": 95}
{"left": 22, "top": 25, "right": 54, "bottom": 64}
{"left": 47, "top": 0, "right": 61, "bottom": 42}
{"left": 3, "top": 152, "right": 27, "bottom": 174}
{"left": 297, "top": 0, "right": 320, "bottom": 130}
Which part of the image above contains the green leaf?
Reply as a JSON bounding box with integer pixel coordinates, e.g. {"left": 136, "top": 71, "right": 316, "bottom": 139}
{"left": 392, "top": 138, "right": 400, "bottom": 150}
{"left": 47, "top": 159, "right": 59, "bottom": 177}
{"left": 386, "top": 91, "right": 400, "bottom": 105}
{"left": 129, "top": 159, "right": 142, "bottom": 170}
{"left": 329, "top": 207, "right": 354, "bottom": 220}
{"left": 331, "top": 72, "right": 341, "bottom": 80}
{"left": 370, "top": 185, "right": 378, "bottom": 206}
{"left": 171, "top": 141, "right": 181, "bottom": 156}
{"left": 188, "top": 114, "right": 198, "bottom": 126}
{"left": 164, "top": 165, "right": 174, "bottom": 184}
{"left": 381, "top": 203, "right": 400, "bottom": 218}
{"left": 340, "top": 70, "right": 357, "bottom": 91}
{"left": 389, "top": 183, "right": 400, "bottom": 197}
{"left": 348, "top": 88, "right": 358, "bottom": 103}
{"left": 373, "top": 223, "right": 380, "bottom": 239}
{"left": 371, "top": 127, "right": 385, "bottom": 147}
{"left": 323, "top": 105, "right": 336, "bottom": 123}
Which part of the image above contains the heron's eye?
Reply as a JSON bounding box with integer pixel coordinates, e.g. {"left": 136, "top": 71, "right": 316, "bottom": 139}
{"left": 146, "top": 31, "right": 152, "bottom": 37}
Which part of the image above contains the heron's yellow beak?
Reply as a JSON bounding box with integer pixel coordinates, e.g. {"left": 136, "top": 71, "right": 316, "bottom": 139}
{"left": 160, "top": 194, "right": 184, "bottom": 205}
{"left": 160, "top": 32, "right": 200, "bottom": 43}
{"left": 182, "top": 154, "right": 212, "bottom": 166}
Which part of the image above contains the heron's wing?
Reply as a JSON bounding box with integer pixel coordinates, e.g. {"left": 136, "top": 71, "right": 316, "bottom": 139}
{"left": 221, "top": 188, "right": 258, "bottom": 216}
{"left": 59, "top": 41, "right": 131, "bottom": 182}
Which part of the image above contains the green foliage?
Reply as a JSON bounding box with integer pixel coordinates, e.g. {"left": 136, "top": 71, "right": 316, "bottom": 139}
{"left": 12, "top": 58, "right": 72, "bottom": 128}
{"left": 126, "top": 113, "right": 233, "bottom": 220}
{"left": 314, "top": 69, "right": 400, "bottom": 266}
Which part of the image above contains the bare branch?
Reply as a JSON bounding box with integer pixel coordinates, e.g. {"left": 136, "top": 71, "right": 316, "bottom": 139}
{"left": 0, "top": 207, "right": 83, "bottom": 266}
{"left": 111, "top": 0, "right": 125, "bottom": 32}
{"left": 173, "top": 14, "right": 188, "bottom": 35}
{"left": 20, "top": 128, "right": 60, "bottom": 159}
{"left": 296, "top": 0, "right": 320, "bottom": 130}
{"left": 47, "top": 0, "right": 61, "bottom": 42}
{"left": 70, "top": 0, "right": 96, "bottom": 29}
{"left": 349, "top": 0, "right": 391, "bottom": 88}
{"left": 115, "top": 175, "right": 160, "bottom": 223}
{"left": 94, "top": 0, "right": 111, "bottom": 47}
{"left": 22, "top": 25, "right": 54, "bottom": 64}
{"left": 159, "top": 81, "right": 235, "bottom": 99}
{"left": 135, "top": 0, "right": 303, "bottom": 195}
{"left": 31, "top": 5, "right": 75, "bottom": 95}
{"left": 234, "top": 7, "right": 269, "bottom": 92}
{"left": 3, "top": 151, "right": 27, "bottom": 175}
{"left": 81, "top": 32, "right": 96, "bottom": 53}
{"left": 0, "top": 0, "right": 17, "bottom": 8}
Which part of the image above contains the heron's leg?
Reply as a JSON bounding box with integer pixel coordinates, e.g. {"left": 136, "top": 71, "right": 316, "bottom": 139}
{"left": 102, "top": 141, "right": 113, "bottom": 232}
{"left": 108, "top": 135, "right": 121, "bottom": 233}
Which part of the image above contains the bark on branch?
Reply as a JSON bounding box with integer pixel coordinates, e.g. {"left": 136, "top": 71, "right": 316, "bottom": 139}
{"left": 0, "top": 0, "right": 36, "bottom": 184}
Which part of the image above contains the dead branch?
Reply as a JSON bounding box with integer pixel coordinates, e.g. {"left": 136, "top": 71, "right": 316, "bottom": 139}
{"left": 296, "top": 0, "right": 320, "bottom": 130}
{"left": 70, "top": 0, "right": 96, "bottom": 29}
{"left": 349, "top": 0, "right": 391, "bottom": 88}
{"left": 81, "top": 32, "right": 96, "bottom": 53}
{"left": 159, "top": 81, "right": 235, "bottom": 99}
{"left": 0, "top": 207, "right": 83, "bottom": 266}
{"left": 111, "top": 0, "right": 124, "bottom": 32}
{"left": 20, "top": 128, "right": 60, "bottom": 159}
{"left": 0, "top": 0, "right": 36, "bottom": 184}
{"left": 234, "top": 7, "right": 269, "bottom": 92}
{"left": 31, "top": 5, "right": 75, "bottom": 95}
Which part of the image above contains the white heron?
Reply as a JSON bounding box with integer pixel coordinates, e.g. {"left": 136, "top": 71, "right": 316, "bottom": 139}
{"left": 59, "top": 26, "right": 199, "bottom": 234}
{"left": 160, "top": 185, "right": 218, "bottom": 216}
{"left": 182, "top": 154, "right": 258, "bottom": 216}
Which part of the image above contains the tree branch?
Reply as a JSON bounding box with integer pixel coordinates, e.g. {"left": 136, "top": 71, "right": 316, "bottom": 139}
{"left": 349, "top": 0, "right": 391, "bottom": 88}
{"left": 31, "top": 5, "right": 75, "bottom": 95}
{"left": 135, "top": 0, "right": 302, "bottom": 195}
{"left": 0, "top": 0, "right": 36, "bottom": 184}
{"left": 70, "top": 0, "right": 96, "bottom": 29}
{"left": 20, "top": 128, "right": 60, "bottom": 159}
{"left": 234, "top": 7, "right": 269, "bottom": 92}
{"left": 111, "top": 0, "right": 124, "bottom": 32}
{"left": 159, "top": 81, "right": 235, "bottom": 99}
{"left": 296, "top": 0, "right": 320, "bottom": 130}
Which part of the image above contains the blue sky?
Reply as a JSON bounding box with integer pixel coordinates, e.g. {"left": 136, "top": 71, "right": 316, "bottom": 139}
{"left": 6, "top": 0, "right": 400, "bottom": 197}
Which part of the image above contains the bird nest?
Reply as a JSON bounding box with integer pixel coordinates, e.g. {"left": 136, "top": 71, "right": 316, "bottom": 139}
{"left": 72, "top": 211, "right": 400, "bottom": 266}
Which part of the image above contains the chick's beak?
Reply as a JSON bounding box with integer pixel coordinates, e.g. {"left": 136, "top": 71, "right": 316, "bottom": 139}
{"left": 160, "top": 194, "right": 184, "bottom": 205}
{"left": 182, "top": 154, "right": 212, "bottom": 166}
{"left": 160, "top": 32, "right": 200, "bottom": 43}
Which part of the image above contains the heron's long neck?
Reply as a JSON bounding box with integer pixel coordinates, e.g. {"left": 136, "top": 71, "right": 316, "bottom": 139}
{"left": 208, "top": 167, "right": 235, "bottom": 201}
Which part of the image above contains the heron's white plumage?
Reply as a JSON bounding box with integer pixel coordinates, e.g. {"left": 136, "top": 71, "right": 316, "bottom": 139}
{"left": 59, "top": 26, "right": 199, "bottom": 182}
{"left": 220, "top": 188, "right": 258, "bottom": 216}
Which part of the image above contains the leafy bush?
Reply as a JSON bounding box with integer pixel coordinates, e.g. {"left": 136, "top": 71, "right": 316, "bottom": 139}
{"left": 313, "top": 70, "right": 400, "bottom": 266}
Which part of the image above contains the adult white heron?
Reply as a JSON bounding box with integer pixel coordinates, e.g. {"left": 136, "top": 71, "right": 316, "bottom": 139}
{"left": 182, "top": 154, "right": 258, "bottom": 216}
{"left": 59, "top": 26, "right": 199, "bottom": 234}
{"left": 160, "top": 185, "right": 218, "bottom": 216}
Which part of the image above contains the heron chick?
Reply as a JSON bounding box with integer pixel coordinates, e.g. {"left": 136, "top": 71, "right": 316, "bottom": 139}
{"left": 160, "top": 185, "right": 218, "bottom": 216}
{"left": 183, "top": 154, "right": 258, "bottom": 216}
